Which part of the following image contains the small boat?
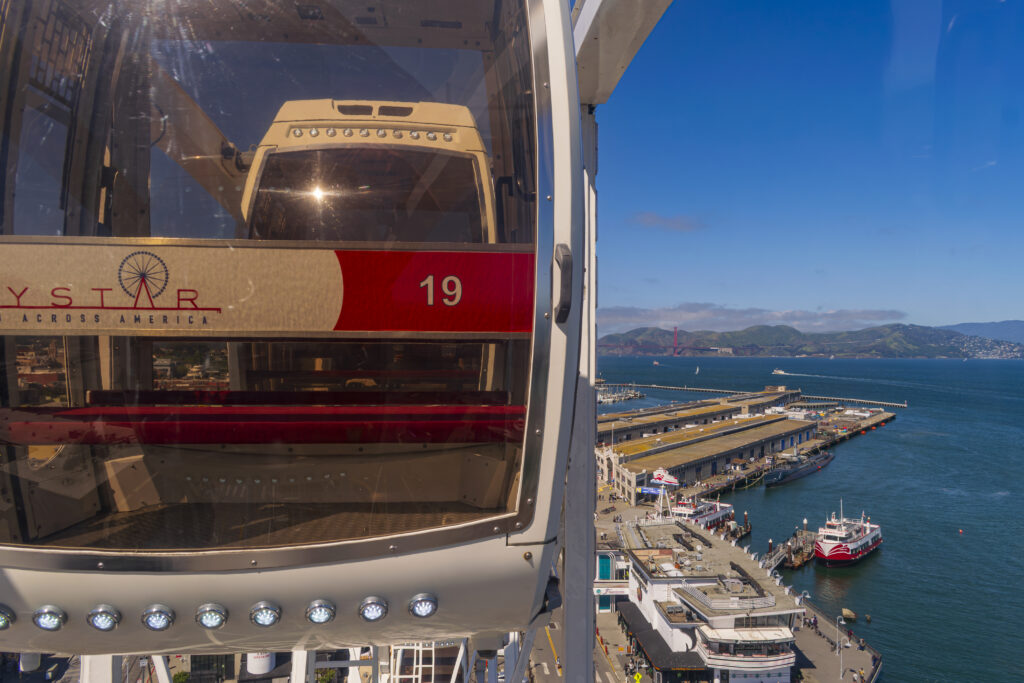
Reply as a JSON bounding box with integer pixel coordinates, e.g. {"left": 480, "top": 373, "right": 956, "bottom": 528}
{"left": 653, "top": 361, "right": 660, "bottom": 366}
{"left": 695, "top": 366, "right": 700, "bottom": 375}
{"left": 671, "top": 497, "right": 734, "bottom": 529}
{"left": 813, "top": 504, "right": 883, "bottom": 567}
{"left": 764, "top": 451, "right": 834, "bottom": 487}
{"left": 772, "top": 368, "right": 786, "bottom": 375}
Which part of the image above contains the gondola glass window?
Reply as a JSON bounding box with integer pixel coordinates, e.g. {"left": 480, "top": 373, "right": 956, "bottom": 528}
{"left": 0, "top": 1, "right": 538, "bottom": 552}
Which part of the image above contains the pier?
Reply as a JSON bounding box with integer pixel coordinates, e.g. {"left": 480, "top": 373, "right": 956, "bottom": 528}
{"left": 603, "top": 383, "right": 908, "bottom": 408}
{"left": 603, "top": 382, "right": 742, "bottom": 395}
{"left": 801, "top": 394, "right": 907, "bottom": 408}
{"left": 594, "top": 499, "right": 883, "bottom": 683}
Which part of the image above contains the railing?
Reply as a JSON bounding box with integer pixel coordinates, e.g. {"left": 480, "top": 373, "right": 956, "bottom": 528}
{"left": 694, "top": 640, "right": 795, "bottom": 670}
{"left": 675, "top": 581, "right": 776, "bottom": 611}
{"left": 800, "top": 598, "right": 883, "bottom": 683}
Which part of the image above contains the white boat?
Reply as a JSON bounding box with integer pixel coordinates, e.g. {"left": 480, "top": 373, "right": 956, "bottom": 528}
{"left": 672, "top": 497, "right": 734, "bottom": 529}
{"left": 772, "top": 368, "right": 786, "bottom": 375}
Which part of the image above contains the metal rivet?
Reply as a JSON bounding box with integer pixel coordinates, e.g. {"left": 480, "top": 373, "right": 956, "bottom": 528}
{"left": 493, "top": 526, "right": 501, "bottom": 533}
{"left": 526, "top": 498, "right": 534, "bottom": 505}
{"left": 515, "top": 522, "right": 522, "bottom": 529}
{"left": 546, "top": 195, "right": 552, "bottom": 201}
{"left": 96, "top": 561, "right": 104, "bottom": 569}
{"left": 535, "top": 428, "right": 542, "bottom": 435}
{"left": 523, "top": 552, "right": 533, "bottom": 561}
{"left": 544, "top": 312, "right": 551, "bottom": 319}
{"left": 250, "top": 560, "right": 257, "bottom": 566}
{"left": 388, "top": 544, "right": 398, "bottom": 553}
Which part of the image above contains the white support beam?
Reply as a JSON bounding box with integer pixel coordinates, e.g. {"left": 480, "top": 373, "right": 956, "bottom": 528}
{"left": 151, "top": 655, "right": 172, "bottom": 683}
{"left": 572, "top": 0, "right": 674, "bottom": 105}
{"left": 292, "top": 649, "right": 312, "bottom": 683}
{"left": 80, "top": 655, "right": 122, "bottom": 683}
{"left": 505, "top": 629, "right": 538, "bottom": 683}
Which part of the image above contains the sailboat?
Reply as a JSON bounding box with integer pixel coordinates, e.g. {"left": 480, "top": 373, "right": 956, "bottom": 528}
{"left": 695, "top": 366, "right": 700, "bottom": 375}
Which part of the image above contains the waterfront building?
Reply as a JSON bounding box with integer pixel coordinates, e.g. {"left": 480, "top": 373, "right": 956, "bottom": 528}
{"left": 599, "top": 402, "right": 744, "bottom": 444}
{"left": 597, "top": 389, "right": 800, "bottom": 445}
{"left": 595, "top": 548, "right": 631, "bottom": 613}
{"left": 609, "top": 419, "right": 816, "bottom": 504}
{"left": 618, "top": 523, "right": 804, "bottom": 683}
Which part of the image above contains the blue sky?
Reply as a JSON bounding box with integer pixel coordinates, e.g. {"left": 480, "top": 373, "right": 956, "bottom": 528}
{"left": 594, "top": 0, "right": 1024, "bottom": 333}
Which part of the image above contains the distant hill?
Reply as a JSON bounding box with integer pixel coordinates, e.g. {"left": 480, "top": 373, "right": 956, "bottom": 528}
{"left": 940, "top": 320, "right": 1024, "bottom": 345}
{"left": 597, "top": 324, "right": 1024, "bottom": 359}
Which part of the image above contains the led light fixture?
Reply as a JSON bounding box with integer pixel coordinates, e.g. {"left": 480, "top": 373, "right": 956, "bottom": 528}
{"left": 249, "top": 601, "right": 281, "bottom": 627}
{"left": 358, "top": 596, "right": 388, "bottom": 622}
{"left": 0, "top": 605, "right": 14, "bottom": 630}
{"left": 195, "top": 603, "right": 228, "bottom": 630}
{"left": 305, "top": 599, "right": 336, "bottom": 625}
{"left": 426, "top": 132, "right": 437, "bottom": 141}
{"left": 32, "top": 606, "right": 67, "bottom": 632}
{"left": 292, "top": 129, "right": 303, "bottom": 138}
{"left": 141, "top": 604, "right": 175, "bottom": 631}
{"left": 87, "top": 605, "right": 121, "bottom": 632}
{"left": 309, "top": 128, "right": 319, "bottom": 137}
{"left": 408, "top": 593, "right": 438, "bottom": 618}
{"left": 443, "top": 133, "right": 453, "bottom": 142}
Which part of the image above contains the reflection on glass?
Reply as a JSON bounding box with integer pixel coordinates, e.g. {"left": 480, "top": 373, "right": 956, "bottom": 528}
{"left": 0, "top": 0, "right": 537, "bottom": 554}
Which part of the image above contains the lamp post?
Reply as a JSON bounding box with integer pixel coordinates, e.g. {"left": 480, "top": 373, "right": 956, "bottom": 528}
{"left": 836, "top": 615, "right": 847, "bottom": 679}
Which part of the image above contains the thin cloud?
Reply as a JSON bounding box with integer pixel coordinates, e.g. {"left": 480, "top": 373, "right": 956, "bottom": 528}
{"left": 630, "top": 211, "right": 703, "bottom": 232}
{"left": 598, "top": 302, "right": 907, "bottom": 334}
{"left": 969, "top": 160, "right": 997, "bottom": 172}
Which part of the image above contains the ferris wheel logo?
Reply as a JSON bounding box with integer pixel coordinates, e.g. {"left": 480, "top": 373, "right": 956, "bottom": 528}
{"left": 118, "top": 251, "right": 169, "bottom": 308}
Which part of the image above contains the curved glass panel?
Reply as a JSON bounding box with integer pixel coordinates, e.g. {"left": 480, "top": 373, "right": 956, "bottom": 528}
{"left": 0, "top": 0, "right": 537, "bottom": 552}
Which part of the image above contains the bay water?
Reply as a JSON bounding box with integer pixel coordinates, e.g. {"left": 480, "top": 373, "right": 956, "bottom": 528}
{"left": 597, "top": 356, "right": 1023, "bottom": 682}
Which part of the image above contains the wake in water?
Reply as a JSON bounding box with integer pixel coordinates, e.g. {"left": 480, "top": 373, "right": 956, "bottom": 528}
{"left": 774, "top": 370, "right": 937, "bottom": 392}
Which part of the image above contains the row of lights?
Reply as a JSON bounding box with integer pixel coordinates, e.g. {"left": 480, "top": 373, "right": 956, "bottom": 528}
{"left": 290, "top": 126, "right": 454, "bottom": 143}
{"left": 0, "top": 594, "right": 437, "bottom": 632}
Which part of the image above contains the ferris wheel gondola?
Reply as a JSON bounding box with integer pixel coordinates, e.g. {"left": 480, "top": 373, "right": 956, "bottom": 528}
{"left": 0, "top": 0, "right": 585, "bottom": 660}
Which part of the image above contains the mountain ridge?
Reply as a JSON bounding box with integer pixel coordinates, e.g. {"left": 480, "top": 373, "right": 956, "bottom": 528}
{"left": 597, "top": 323, "right": 1024, "bottom": 359}
{"left": 939, "top": 320, "right": 1024, "bottom": 345}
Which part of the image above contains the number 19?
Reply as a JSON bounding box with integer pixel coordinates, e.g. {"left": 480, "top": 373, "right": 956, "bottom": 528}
{"left": 419, "top": 274, "right": 462, "bottom": 306}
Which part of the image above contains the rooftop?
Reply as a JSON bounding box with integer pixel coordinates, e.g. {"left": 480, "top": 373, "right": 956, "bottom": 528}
{"left": 628, "top": 522, "right": 803, "bottom": 618}
{"left": 599, "top": 402, "right": 738, "bottom": 433}
{"left": 614, "top": 415, "right": 780, "bottom": 456}
{"left": 620, "top": 419, "right": 814, "bottom": 474}
{"left": 598, "top": 400, "right": 717, "bottom": 423}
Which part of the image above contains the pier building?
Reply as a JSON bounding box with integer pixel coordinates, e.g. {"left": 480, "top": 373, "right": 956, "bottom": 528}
{"left": 608, "top": 419, "right": 816, "bottom": 504}
{"left": 598, "top": 389, "right": 800, "bottom": 445}
{"left": 598, "top": 402, "right": 744, "bottom": 444}
{"left": 617, "top": 522, "right": 804, "bottom": 683}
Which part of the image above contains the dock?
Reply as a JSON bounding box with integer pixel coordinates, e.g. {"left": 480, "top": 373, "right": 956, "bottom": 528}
{"left": 783, "top": 529, "right": 818, "bottom": 569}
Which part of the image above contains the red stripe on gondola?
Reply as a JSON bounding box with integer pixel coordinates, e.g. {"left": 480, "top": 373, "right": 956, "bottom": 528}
{"left": 333, "top": 250, "right": 535, "bottom": 333}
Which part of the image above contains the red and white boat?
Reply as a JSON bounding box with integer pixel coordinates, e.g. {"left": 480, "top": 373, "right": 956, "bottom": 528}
{"left": 813, "top": 504, "right": 882, "bottom": 567}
